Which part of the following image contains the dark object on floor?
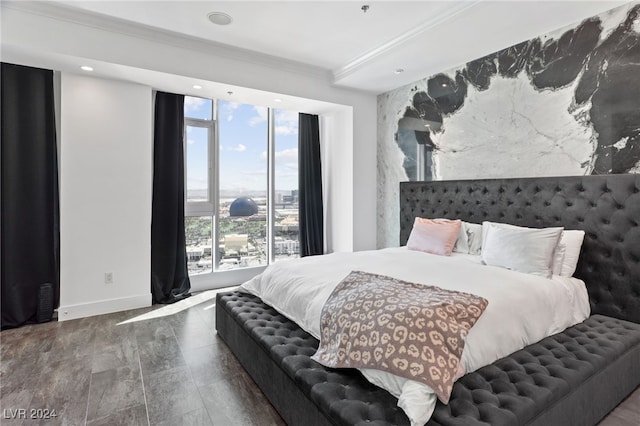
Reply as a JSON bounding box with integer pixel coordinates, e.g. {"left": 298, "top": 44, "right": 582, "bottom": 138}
{"left": 162, "top": 289, "right": 192, "bottom": 304}
{"left": 37, "top": 283, "right": 54, "bottom": 323}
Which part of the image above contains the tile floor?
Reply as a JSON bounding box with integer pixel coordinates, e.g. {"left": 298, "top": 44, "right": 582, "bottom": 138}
{"left": 0, "top": 289, "right": 638, "bottom": 425}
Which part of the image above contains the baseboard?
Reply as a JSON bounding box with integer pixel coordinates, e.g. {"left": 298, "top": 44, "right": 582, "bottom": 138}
{"left": 58, "top": 293, "right": 151, "bottom": 321}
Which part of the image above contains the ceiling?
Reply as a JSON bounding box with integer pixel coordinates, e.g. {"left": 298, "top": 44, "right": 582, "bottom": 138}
{"left": 4, "top": 1, "right": 631, "bottom": 94}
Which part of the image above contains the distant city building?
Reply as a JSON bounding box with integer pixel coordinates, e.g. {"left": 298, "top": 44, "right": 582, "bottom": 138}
{"left": 224, "top": 234, "right": 248, "bottom": 255}
{"left": 186, "top": 240, "right": 212, "bottom": 262}
{"left": 275, "top": 215, "right": 299, "bottom": 233}
{"left": 247, "top": 214, "right": 267, "bottom": 221}
{"left": 197, "top": 258, "right": 212, "bottom": 269}
{"left": 274, "top": 238, "right": 299, "bottom": 255}
{"left": 282, "top": 190, "right": 298, "bottom": 203}
{"left": 187, "top": 247, "right": 203, "bottom": 262}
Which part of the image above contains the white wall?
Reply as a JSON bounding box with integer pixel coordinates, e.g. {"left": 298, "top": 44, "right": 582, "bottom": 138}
{"left": 351, "top": 101, "right": 378, "bottom": 251}
{"left": 321, "top": 107, "right": 354, "bottom": 252}
{"left": 59, "top": 74, "right": 152, "bottom": 320}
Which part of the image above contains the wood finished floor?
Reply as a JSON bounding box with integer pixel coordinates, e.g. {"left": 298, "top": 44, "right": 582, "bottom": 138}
{"left": 1, "top": 289, "right": 638, "bottom": 426}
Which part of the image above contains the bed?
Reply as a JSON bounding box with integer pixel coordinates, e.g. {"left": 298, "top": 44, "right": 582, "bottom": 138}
{"left": 215, "top": 174, "right": 640, "bottom": 426}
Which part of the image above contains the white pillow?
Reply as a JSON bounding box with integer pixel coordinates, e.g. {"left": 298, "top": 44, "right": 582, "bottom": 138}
{"left": 557, "top": 230, "right": 585, "bottom": 277}
{"left": 481, "top": 222, "right": 564, "bottom": 278}
{"left": 551, "top": 241, "right": 566, "bottom": 276}
{"left": 450, "top": 222, "right": 469, "bottom": 253}
{"left": 451, "top": 221, "right": 483, "bottom": 255}
{"left": 465, "top": 222, "right": 483, "bottom": 255}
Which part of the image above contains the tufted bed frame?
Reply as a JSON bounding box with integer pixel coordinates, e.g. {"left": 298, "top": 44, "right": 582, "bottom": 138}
{"left": 216, "top": 174, "right": 640, "bottom": 426}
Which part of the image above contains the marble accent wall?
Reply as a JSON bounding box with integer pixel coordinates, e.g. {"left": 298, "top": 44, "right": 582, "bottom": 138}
{"left": 378, "top": 2, "right": 640, "bottom": 248}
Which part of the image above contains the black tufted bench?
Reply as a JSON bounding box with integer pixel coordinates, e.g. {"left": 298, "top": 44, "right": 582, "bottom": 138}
{"left": 216, "top": 290, "right": 640, "bottom": 426}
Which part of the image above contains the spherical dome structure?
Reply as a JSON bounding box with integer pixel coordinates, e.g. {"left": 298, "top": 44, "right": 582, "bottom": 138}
{"left": 229, "top": 197, "right": 258, "bottom": 217}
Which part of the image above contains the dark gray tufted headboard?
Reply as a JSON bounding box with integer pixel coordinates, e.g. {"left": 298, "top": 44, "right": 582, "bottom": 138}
{"left": 399, "top": 175, "right": 640, "bottom": 324}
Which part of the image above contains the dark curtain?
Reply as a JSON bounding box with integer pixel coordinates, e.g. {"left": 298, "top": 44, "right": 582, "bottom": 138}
{"left": 151, "top": 92, "right": 191, "bottom": 304}
{"left": 1, "top": 63, "right": 60, "bottom": 329}
{"left": 298, "top": 113, "right": 324, "bottom": 257}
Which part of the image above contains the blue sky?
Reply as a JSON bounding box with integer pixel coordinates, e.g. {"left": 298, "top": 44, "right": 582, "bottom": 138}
{"left": 185, "top": 97, "right": 298, "bottom": 194}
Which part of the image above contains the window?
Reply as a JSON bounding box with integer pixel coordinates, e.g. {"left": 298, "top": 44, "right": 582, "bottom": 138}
{"left": 218, "top": 101, "right": 268, "bottom": 269}
{"left": 273, "top": 109, "right": 300, "bottom": 261}
{"left": 184, "top": 97, "right": 213, "bottom": 204}
{"left": 184, "top": 97, "right": 299, "bottom": 275}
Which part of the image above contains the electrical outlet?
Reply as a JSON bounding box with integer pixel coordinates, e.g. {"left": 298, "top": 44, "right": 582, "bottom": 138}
{"left": 104, "top": 272, "right": 114, "bottom": 284}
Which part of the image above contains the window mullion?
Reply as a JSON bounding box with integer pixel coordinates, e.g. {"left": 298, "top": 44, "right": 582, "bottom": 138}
{"left": 213, "top": 99, "right": 220, "bottom": 271}
{"left": 267, "top": 108, "right": 275, "bottom": 264}
{"left": 183, "top": 118, "right": 188, "bottom": 209}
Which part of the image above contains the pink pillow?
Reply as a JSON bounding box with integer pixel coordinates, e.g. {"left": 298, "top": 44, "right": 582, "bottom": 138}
{"left": 406, "top": 218, "right": 461, "bottom": 256}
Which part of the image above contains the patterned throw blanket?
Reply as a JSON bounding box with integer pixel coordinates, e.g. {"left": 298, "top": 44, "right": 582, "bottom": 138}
{"left": 311, "top": 271, "right": 489, "bottom": 404}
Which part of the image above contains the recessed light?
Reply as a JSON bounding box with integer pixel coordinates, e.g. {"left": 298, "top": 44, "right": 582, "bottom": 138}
{"left": 227, "top": 91, "right": 234, "bottom": 96}
{"left": 274, "top": 98, "right": 282, "bottom": 103}
{"left": 394, "top": 68, "right": 404, "bottom": 74}
{"left": 193, "top": 85, "right": 202, "bottom": 89}
{"left": 208, "top": 12, "right": 233, "bottom": 26}
{"left": 80, "top": 66, "right": 93, "bottom": 72}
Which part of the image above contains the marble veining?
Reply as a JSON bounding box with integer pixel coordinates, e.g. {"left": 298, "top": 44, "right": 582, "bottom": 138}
{"left": 377, "top": 2, "right": 640, "bottom": 248}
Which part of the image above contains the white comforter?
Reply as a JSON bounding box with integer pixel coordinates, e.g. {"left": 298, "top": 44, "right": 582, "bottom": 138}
{"left": 240, "top": 247, "right": 590, "bottom": 425}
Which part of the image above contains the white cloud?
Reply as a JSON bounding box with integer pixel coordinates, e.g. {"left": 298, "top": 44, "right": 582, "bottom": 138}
{"left": 223, "top": 101, "right": 240, "bottom": 122}
{"left": 275, "top": 125, "right": 297, "bottom": 135}
{"left": 249, "top": 106, "right": 268, "bottom": 127}
{"left": 276, "top": 148, "right": 298, "bottom": 161}
{"left": 184, "top": 96, "right": 205, "bottom": 114}
{"left": 187, "top": 177, "right": 207, "bottom": 189}
{"left": 187, "top": 139, "right": 195, "bottom": 145}
{"left": 260, "top": 148, "right": 298, "bottom": 162}
{"left": 276, "top": 110, "right": 298, "bottom": 122}
{"left": 240, "top": 169, "right": 267, "bottom": 175}
{"left": 275, "top": 110, "right": 298, "bottom": 135}
{"left": 221, "top": 144, "right": 246, "bottom": 152}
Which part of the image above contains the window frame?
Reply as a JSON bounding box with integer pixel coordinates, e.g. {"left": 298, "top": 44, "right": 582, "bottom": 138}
{"left": 184, "top": 114, "right": 215, "bottom": 216}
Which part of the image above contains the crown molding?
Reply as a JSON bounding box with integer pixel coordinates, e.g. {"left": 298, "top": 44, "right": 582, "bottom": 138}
{"left": 332, "top": 0, "right": 481, "bottom": 83}
{"left": 2, "top": 1, "right": 332, "bottom": 81}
